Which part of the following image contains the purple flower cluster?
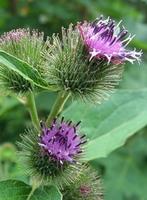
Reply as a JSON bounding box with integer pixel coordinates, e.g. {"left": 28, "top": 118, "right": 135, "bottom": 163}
{"left": 39, "top": 118, "right": 86, "bottom": 164}
{"left": 0, "top": 29, "right": 28, "bottom": 43}
{"left": 78, "top": 16, "right": 142, "bottom": 64}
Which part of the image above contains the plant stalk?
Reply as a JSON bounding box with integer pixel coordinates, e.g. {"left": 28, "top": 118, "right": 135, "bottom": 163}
{"left": 26, "top": 177, "right": 41, "bottom": 200}
{"left": 26, "top": 186, "right": 36, "bottom": 200}
{"left": 26, "top": 91, "right": 40, "bottom": 130}
{"left": 46, "top": 90, "right": 70, "bottom": 126}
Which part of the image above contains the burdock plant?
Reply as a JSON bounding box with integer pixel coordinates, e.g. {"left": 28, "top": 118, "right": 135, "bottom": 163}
{"left": 0, "top": 15, "right": 142, "bottom": 200}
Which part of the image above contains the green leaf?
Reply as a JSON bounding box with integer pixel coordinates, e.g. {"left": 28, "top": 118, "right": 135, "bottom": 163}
{"left": 31, "top": 185, "right": 62, "bottom": 200}
{"left": 0, "top": 180, "right": 31, "bottom": 200}
{"left": 120, "top": 62, "right": 147, "bottom": 90}
{"left": 0, "top": 50, "right": 55, "bottom": 91}
{"left": 63, "top": 89, "right": 147, "bottom": 161}
{"left": 91, "top": 132, "right": 147, "bottom": 200}
{"left": 0, "top": 180, "right": 62, "bottom": 200}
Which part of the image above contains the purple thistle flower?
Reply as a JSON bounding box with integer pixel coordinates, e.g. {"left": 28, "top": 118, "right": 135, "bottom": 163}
{"left": 0, "top": 29, "right": 28, "bottom": 43}
{"left": 78, "top": 15, "right": 142, "bottom": 64}
{"left": 39, "top": 118, "right": 86, "bottom": 164}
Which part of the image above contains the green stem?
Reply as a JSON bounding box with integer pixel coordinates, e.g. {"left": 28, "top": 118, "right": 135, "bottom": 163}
{"left": 46, "top": 90, "right": 70, "bottom": 126}
{"left": 27, "top": 186, "right": 36, "bottom": 200}
{"left": 26, "top": 177, "right": 41, "bottom": 200}
{"left": 26, "top": 91, "right": 40, "bottom": 130}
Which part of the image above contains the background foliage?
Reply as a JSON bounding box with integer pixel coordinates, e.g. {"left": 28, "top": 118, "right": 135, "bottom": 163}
{"left": 0, "top": 0, "right": 147, "bottom": 199}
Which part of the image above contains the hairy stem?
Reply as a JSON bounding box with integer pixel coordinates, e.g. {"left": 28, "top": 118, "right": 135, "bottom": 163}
{"left": 26, "top": 91, "right": 40, "bottom": 130}
{"left": 46, "top": 90, "right": 70, "bottom": 126}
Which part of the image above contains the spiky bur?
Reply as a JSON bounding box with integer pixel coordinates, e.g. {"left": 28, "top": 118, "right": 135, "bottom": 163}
{"left": 18, "top": 117, "right": 86, "bottom": 188}
{"left": 0, "top": 29, "right": 47, "bottom": 94}
{"left": 0, "top": 28, "right": 47, "bottom": 72}
{"left": 0, "top": 67, "right": 33, "bottom": 95}
{"left": 44, "top": 25, "right": 123, "bottom": 103}
{"left": 44, "top": 18, "right": 142, "bottom": 103}
{"left": 62, "top": 165, "right": 103, "bottom": 200}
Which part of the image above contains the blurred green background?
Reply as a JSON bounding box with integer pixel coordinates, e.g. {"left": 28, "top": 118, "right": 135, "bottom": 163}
{"left": 0, "top": 0, "right": 147, "bottom": 199}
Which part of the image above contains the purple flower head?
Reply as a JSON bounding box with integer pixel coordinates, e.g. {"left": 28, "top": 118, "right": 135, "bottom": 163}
{"left": 78, "top": 15, "right": 142, "bottom": 64}
{"left": 39, "top": 118, "right": 86, "bottom": 165}
{"left": 0, "top": 29, "right": 28, "bottom": 43}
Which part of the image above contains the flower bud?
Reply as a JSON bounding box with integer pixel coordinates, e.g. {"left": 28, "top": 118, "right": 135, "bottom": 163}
{"left": 0, "top": 29, "right": 47, "bottom": 94}
{"left": 62, "top": 165, "right": 103, "bottom": 200}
